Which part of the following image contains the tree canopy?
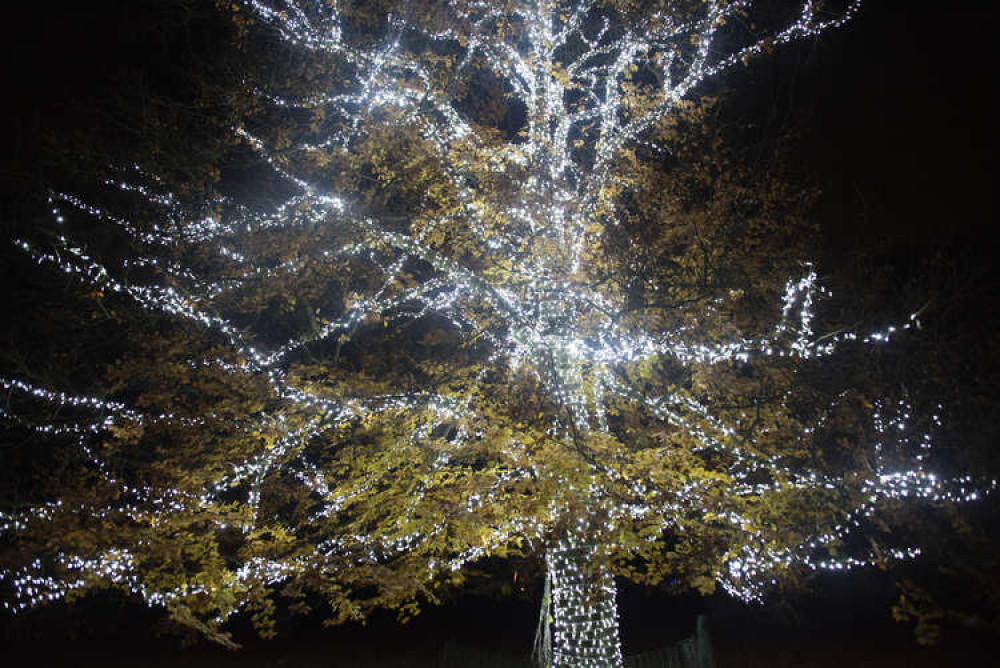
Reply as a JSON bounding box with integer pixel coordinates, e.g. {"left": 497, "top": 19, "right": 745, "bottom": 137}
{"left": 1, "top": 1, "right": 993, "bottom": 664}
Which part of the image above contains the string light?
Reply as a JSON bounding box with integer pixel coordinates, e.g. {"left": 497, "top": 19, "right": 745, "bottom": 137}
{"left": 2, "top": 2, "right": 992, "bottom": 665}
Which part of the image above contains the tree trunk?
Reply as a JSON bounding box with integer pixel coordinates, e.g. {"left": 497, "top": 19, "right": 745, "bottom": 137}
{"left": 533, "top": 537, "right": 624, "bottom": 668}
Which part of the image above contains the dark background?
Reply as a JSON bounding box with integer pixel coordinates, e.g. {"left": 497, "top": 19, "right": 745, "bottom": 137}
{"left": 1, "top": 1, "right": 997, "bottom": 665}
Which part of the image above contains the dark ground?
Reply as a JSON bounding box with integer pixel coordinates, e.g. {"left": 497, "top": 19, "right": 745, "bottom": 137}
{"left": 2, "top": 573, "right": 994, "bottom": 667}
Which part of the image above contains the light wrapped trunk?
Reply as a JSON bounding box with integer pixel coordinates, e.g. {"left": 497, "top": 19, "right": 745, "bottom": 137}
{"left": 533, "top": 537, "right": 624, "bottom": 668}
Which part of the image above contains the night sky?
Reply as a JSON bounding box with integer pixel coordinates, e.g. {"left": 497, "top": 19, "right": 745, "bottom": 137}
{"left": 796, "top": 5, "right": 994, "bottom": 255}
{"left": 1, "top": 2, "right": 997, "bottom": 666}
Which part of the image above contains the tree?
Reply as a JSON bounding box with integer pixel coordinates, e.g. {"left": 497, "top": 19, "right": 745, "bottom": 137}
{"left": 0, "top": 1, "right": 992, "bottom": 665}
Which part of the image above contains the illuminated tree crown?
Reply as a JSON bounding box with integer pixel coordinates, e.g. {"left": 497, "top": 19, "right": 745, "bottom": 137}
{"left": 1, "top": 0, "right": 992, "bottom": 664}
